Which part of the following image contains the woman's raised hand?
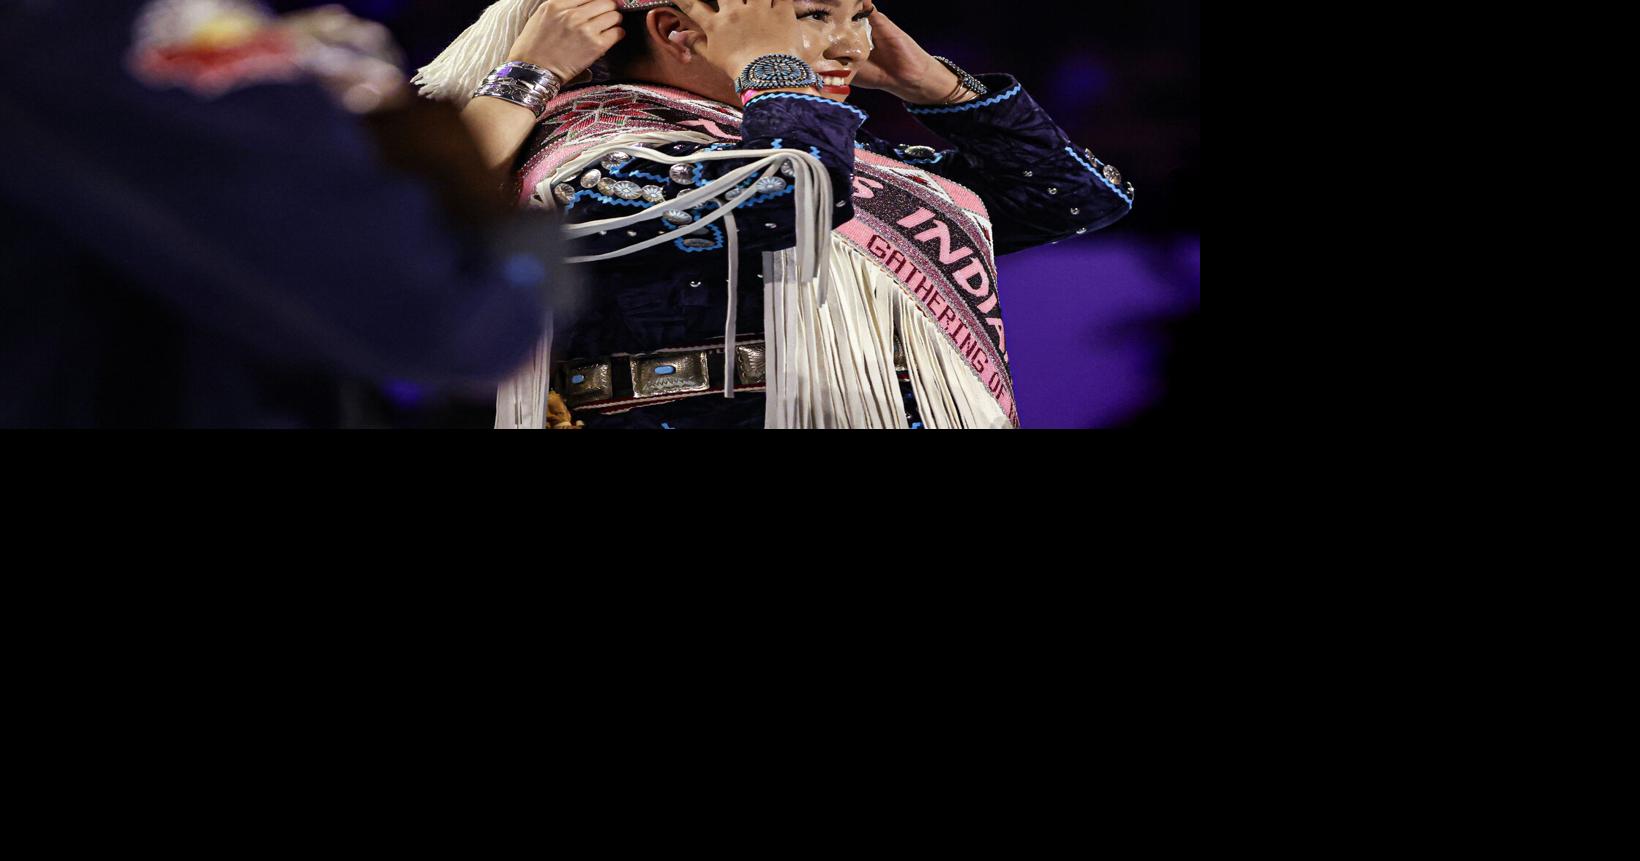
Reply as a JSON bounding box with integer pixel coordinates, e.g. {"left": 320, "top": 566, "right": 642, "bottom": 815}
{"left": 850, "top": 11, "right": 960, "bottom": 105}
{"left": 507, "top": 0, "right": 626, "bottom": 83}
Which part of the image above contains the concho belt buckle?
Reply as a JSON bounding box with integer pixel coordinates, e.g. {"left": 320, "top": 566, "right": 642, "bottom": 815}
{"left": 630, "top": 350, "right": 711, "bottom": 399}
{"left": 734, "top": 342, "right": 767, "bottom": 386}
{"left": 562, "top": 360, "right": 615, "bottom": 407}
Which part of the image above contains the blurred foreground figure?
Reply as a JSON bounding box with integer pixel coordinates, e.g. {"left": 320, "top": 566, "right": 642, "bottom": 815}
{"left": 0, "top": 0, "right": 573, "bottom": 428}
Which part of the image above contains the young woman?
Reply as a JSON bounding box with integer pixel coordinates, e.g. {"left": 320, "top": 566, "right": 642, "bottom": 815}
{"left": 415, "top": 0, "right": 1133, "bottom": 428}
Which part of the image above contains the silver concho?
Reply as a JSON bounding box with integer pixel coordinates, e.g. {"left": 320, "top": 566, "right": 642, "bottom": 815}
{"left": 613, "top": 180, "right": 643, "bottom": 200}
{"left": 1124, "top": 181, "right": 1136, "bottom": 197}
{"left": 903, "top": 145, "right": 938, "bottom": 160}
{"left": 1103, "top": 164, "right": 1123, "bottom": 186}
{"left": 724, "top": 186, "right": 744, "bottom": 200}
{"left": 681, "top": 235, "right": 717, "bottom": 249}
{"left": 579, "top": 169, "right": 602, "bottom": 189}
{"left": 1048, "top": 187, "right": 1059, "bottom": 195}
{"left": 596, "top": 178, "right": 616, "bottom": 196}
{"left": 600, "top": 151, "right": 632, "bottom": 171}
{"left": 735, "top": 343, "right": 767, "bottom": 386}
{"left": 553, "top": 183, "right": 576, "bottom": 205}
{"left": 669, "top": 163, "right": 698, "bottom": 185}
{"left": 754, "top": 176, "right": 788, "bottom": 194}
{"left": 779, "top": 160, "right": 796, "bottom": 179}
{"left": 642, "top": 185, "right": 667, "bottom": 204}
{"left": 663, "top": 210, "right": 694, "bottom": 225}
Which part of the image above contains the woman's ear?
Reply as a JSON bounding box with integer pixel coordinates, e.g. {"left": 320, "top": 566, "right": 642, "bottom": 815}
{"left": 649, "top": 9, "right": 701, "bottom": 64}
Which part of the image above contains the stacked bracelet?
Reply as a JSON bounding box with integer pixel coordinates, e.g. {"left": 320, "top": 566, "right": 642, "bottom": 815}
{"left": 930, "top": 55, "right": 988, "bottom": 102}
{"left": 472, "top": 61, "right": 563, "bottom": 119}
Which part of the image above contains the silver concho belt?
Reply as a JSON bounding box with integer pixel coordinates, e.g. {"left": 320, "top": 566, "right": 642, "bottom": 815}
{"left": 558, "top": 339, "right": 769, "bottom": 412}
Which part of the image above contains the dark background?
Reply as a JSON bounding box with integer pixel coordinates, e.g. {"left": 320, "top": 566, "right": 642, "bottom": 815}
{"left": 277, "top": 0, "right": 1201, "bottom": 427}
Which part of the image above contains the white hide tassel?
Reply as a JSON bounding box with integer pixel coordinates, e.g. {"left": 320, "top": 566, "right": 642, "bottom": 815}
{"left": 495, "top": 316, "right": 553, "bottom": 429}
{"left": 412, "top": 0, "right": 541, "bottom": 105}
{"left": 723, "top": 210, "right": 739, "bottom": 398}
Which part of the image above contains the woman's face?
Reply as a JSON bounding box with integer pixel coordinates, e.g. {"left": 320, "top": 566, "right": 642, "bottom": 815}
{"left": 794, "top": 0, "right": 876, "bottom": 101}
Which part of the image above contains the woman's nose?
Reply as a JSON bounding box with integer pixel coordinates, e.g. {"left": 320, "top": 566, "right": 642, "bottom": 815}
{"left": 825, "top": 30, "right": 869, "bottom": 65}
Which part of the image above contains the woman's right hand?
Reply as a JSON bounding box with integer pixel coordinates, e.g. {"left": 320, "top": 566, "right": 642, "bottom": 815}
{"left": 507, "top": 0, "right": 626, "bottom": 83}
{"left": 671, "top": 0, "right": 810, "bottom": 82}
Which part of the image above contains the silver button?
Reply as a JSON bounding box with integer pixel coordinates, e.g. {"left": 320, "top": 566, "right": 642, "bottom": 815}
{"left": 1102, "top": 164, "right": 1122, "bottom": 186}
{"left": 681, "top": 237, "right": 717, "bottom": 249}
{"left": 553, "top": 183, "right": 576, "bottom": 205}
{"left": 779, "top": 160, "right": 796, "bottom": 178}
{"left": 1125, "top": 181, "right": 1136, "bottom": 197}
{"left": 754, "top": 176, "right": 788, "bottom": 194}
{"left": 613, "top": 180, "right": 643, "bottom": 200}
{"left": 1070, "top": 207, "right": 1080, "bottom": 215}
{"left": 579, "top": 169, "right": 602, "bottom": 189}
{"left": 724, "top": 186, "right": 743, "bottom": 200}
{"left": 1023, "top": 170, "right": 1033, "bottom": 177}
{"left": 1048, "top": 187, "right": 1058, "bottom": 195}
{"left": 669, "top": 163, "right": 697, "bottom": 185}
{"left": 903, "top": 145, "right": 938, "bottom": 160}
{"left": 596, "top": 178, "right": 616, "bottom": 196}
{"left": 663, "top": 209, "right": 694, "bottom": 225}
{"left": 600, "top": 151, "right": 632, "bottom": 171}
{"left": 1076, "top": 228, "right": 1088, "bottom": 235}
{"left": 642, "top": 185, "right": 666, "bottom": 204}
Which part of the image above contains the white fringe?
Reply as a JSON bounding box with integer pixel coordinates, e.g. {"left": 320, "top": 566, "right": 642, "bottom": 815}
{"left": 495, "top": 318, "right": 553, "bottom": 429}
{"left": 412, "top": 0, "right": 541, "bottom": 105}
{"left": 892, "top": 287, "right": 1013, "bottom": 429}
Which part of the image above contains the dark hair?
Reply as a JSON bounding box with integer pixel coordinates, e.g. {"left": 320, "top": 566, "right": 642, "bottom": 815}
{"left": 589, "top": 11, "right": 654, "bottom": 82}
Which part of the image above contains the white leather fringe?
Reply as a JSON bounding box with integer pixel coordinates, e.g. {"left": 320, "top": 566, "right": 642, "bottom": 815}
{"left": 412, "top": 0, "right": 541, "bottom": 105}
{"left": 494, "top": 319, "right": 552, "bottom": 429}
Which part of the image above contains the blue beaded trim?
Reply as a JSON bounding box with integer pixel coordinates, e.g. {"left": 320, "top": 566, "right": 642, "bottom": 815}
{"left": 608, "top": 162, "right": 671, "bottom": 185}
{"left": 562, "top": 189, "right": 651, "bottom": 211}
{"left": 1064, "top": 145, "right": 1133, "bottom": 207}
{"left": 745, "top": 92, "right": 869, "bottom": 123}
{"left": 742, "top": 182, "right": 795, "bottom": 208}
{"left": 905, "top": 83, "right": 1022, "bottom": 115}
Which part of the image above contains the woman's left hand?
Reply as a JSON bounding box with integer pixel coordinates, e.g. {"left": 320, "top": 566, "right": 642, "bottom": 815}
{"left": 850, "top": 11, "right": 962, "bottom": 105}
